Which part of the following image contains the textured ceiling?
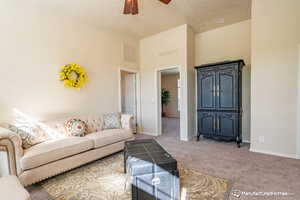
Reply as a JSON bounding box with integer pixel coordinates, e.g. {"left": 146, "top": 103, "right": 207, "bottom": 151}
{"left": 6, "top": 0, "right": 251, "bottom": 38}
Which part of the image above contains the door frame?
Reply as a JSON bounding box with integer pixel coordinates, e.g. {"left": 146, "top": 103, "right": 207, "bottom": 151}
{"left": 118, "top": 68, "right": 141, "bottom": 133}
{"left": 155, "top": 66, "right": 182, "bottom": 137}
{"left": 297, "top": 44, "right": 300, "bottom": 159}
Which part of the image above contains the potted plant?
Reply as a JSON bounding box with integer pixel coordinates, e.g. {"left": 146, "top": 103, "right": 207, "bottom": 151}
{"left": 161, "top": 88, "right": 171, "bottom": 117}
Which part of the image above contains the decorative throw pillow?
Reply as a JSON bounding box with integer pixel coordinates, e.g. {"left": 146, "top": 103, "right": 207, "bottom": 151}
{"left": 102, "top": 113, "right": 122, "bottom": 130}
{"left": 81, "top": 116, "right": 103, "bottom": 134}
{"left": 65, "top": 119, "right": 87, "bottom": 137}
{"left": 5, "top": 123, "right": 48, "bottom": 149}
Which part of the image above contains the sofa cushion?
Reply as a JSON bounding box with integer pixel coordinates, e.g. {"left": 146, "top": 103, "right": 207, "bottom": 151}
{"left": 43, "top": 119, "right": 69, "bottom": 137}
{"left": 0, "top": 175, "right": 30, "bottom": 200}
{"left": 86, "top": 129, "right": 133, "bottom": 148}
{"left": 21, "top": 137, "right": 93, "bottom": 170}
{"left": 44, "top": 116, "right": 103, "bottom": 136}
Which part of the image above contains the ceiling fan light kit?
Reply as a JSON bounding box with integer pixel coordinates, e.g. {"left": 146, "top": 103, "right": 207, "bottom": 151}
{"left": 123, "top": 0, "right": 172, "bottom": 15}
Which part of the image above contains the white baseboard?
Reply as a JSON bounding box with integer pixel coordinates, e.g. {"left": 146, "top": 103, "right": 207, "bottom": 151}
{"left": 139, "top": 132, "right": 157, "bottom": 136}
{"left": 164, "top": 115, "right": 180, "bottom": 119}
{"left": 139, "top": 132, "right": 191, "bottom": 142}
{"left": 180, "top": 137, "right": 189, "bottom": 142}
{"left": 250, "top": 148, "right": 299, "bottom": 159}
{"left": 242, "top": 140, "right": 251, "bottom": 143}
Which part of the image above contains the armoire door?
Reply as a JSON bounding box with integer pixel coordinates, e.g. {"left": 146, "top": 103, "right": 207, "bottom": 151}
{"left": 216, "top": 65, "right": 238, "bottom": 110}
{"left": 198, "top": 112, "right": 215, "bottom": 136}
{"left": 216, "top": 112, "right": 238, "bottom": 138}
{"left": 197, "top": 68, "right": 216, "bottom": 110}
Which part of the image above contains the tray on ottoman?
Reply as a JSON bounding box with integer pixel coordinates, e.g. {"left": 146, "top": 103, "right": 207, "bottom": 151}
{"left": 124, "top": 139, "right": 179, "bottom": 200}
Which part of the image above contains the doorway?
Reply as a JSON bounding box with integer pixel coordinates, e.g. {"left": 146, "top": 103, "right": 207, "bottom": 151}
{"left": 157, "top": 68, "right": 181, "bottom": 139}
{"left": 119, "top": 69, "right": 139, "bottom": 133}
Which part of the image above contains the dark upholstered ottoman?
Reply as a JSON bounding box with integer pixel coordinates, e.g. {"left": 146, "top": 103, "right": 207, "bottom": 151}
{"left": 124, "top": 139, "right": 179, "bottom": 200}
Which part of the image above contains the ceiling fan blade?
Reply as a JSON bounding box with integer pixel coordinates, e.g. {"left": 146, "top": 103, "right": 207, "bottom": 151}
{"left": 131, "top": 0, "right": 139, "bottom": 15}
{"left": 123, "top": 0, "right": 139, "bottom": 15}
{"left": 158, "top": 0, "right": 172, "bottom": 4}
{"left": 123, "top": 0, "right": 131, "bottom": 14}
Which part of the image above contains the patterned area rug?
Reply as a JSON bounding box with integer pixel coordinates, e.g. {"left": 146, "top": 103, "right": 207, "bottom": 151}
{"left": 41, "top": 153, "right": 229, "bottom": 200}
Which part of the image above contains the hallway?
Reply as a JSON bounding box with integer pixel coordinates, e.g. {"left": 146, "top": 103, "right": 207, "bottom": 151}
{"left": 162, "top": 117, "right": 180, "bottom": 139}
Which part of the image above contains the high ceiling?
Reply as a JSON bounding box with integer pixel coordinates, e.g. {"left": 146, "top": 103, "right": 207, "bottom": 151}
{"left": 6, "top": 0, "right": 251, "bottom": 38}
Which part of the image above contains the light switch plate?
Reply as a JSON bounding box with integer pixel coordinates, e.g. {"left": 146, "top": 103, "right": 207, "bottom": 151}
{"left": 259, "top": 136, "right": 265, "bottom": 143}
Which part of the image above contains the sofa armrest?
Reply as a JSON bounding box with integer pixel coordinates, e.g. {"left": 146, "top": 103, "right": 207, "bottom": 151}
{"left": 121, "top": 114, "right": 134, "bottom": 130}
{"left": 0, "top": 131, "right": 23, "bottom": 176}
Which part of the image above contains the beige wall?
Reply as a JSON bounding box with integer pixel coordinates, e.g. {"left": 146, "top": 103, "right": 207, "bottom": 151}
{"left": 0, "top": 12, "right": 139, "bottom": 122}
{"left": 161, "top": 74, "right": 180, "bottom": 118}
{"left": 251, "top": 0, "right": 300, "bottom": 158}
{"left": 187, "top": 26, "right": 196, "bottom": 139}
{"left": 0, "top": 4, "right": 139, "bottom": 175}
{"left": 195, "top": 20, "right": 251, "bottom": 65}
{"left": 140, "top": 24, "right": 195, "bottom": 140}
{"left": 195, "top": 20, "right": 251, "bottom": 141}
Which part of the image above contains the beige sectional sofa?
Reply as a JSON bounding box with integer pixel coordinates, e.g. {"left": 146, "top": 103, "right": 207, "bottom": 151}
{"left": 0, "top": 114, "right": 134, "bottom": 186}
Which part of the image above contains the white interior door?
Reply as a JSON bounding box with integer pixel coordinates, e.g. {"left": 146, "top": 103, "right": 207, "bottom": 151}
{"left": 121, "top": 72, "right": 137, "bottom": 132}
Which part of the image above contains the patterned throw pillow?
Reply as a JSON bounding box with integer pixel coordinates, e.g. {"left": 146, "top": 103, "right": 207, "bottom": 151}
{"left": 5, "top": 123, "right": 48, "bottom": 149}
{"left": 65, "top": 119, "right": 87, "bottom": 137}
{"left": 81, "top": 116, "right": 103, "bottom": 134}
{"left": 102, "top": 113, "right": 122, "bottom": 130}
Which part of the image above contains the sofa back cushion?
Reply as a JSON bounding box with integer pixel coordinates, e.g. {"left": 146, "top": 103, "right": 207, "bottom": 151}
{"left": 43, "top": 119, "right": 69, "bottom": 137}
{"left": 43, "top": 116, "right": 103, "bottom": 137}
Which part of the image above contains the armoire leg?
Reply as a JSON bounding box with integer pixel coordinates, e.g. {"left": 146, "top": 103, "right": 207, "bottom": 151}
{"left": 236, "top": 136, "right": 242, "bottom": 148}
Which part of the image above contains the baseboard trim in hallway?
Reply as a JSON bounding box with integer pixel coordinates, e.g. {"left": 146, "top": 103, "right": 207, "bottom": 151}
{"left": 242, "top": 140, "right": 250, "bottom": 143}
{"left": 138, "top": 132, "right": 157, "bottom": 136}
{"left": 250, "top": 148, "right": 299, "bottom": 159}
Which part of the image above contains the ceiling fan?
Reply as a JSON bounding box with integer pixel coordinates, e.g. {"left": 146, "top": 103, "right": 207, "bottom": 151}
{"left": 123, "top": 0, "right": 172, "bottom": 15}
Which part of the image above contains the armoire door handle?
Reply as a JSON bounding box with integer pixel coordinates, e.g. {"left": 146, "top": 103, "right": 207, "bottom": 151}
{"left": 213, "top": 119, "right": 216, "bottom": 131}
{"left": 213, "top": 85, "right": 216, "bottom": 96}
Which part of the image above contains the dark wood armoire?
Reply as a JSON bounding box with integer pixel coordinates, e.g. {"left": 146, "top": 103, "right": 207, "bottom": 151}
{"left": 195, "top": 60, "right": 244, "bottom": 147}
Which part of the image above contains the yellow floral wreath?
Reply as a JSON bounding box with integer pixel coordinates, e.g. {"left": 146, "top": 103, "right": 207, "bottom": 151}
{"left": 59, "top": 63, "right": 87, "bottom": 89}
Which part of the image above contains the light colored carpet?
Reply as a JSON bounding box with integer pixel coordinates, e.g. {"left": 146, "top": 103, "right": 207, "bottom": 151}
{"left": 41, "top": 153, "right": 230, "bottom": 200}
{"left": 28, "top": 118, "right": 300, "bottom": 200}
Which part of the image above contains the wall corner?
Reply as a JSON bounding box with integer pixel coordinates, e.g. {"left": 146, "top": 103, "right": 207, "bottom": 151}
{"left": 297, "top": 44, "right": 300, "bottom": 159}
